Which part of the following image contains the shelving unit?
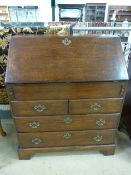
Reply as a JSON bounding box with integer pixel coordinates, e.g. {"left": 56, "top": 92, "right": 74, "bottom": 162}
{"left": 8, "top": 6, "right": 38, "bottom": 22}
{"left": 85, "top": 3, "right": 106, "bottom": 22}
{"left": 58, "top": 4, "right": 84, "bottom": 22}
{"left": 108, "top": 6, "right": 131, "bottom": 22}
{"left": 0, "top": 6, "right": 10, "bottom": 22}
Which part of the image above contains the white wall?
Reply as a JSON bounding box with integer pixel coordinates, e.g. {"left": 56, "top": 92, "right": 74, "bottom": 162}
{"left": 0, "top": 0, "right": 52, "bottom": 22}
{"left": 0, "top": 0, "right": 131, "bottom": 22}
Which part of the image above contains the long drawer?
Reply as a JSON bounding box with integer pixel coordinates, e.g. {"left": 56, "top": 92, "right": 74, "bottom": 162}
{"left": 17, "top": 129, "right": 116, "bottom": 148}
{"left": 69, "top": 98, "right": 123, "bottom": 114}
{"left": 11, "top": 100, "right": 68, "bottom": 116}
{"left": 14, "top": 114, "right": 120, "bottom": 132}
{"left": 7, "top": 82, "right": 124, "bottom": 100}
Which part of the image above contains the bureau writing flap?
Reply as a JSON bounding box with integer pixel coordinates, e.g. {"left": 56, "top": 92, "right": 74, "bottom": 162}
{"left": 5, "top": 36, "right": 128, "bottom": 83}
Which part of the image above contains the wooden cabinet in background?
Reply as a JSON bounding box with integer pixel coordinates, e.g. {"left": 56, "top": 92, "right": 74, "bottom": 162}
{"left": 0, "top": 6, "right": 10, "bottom": 22}
{"left": 85, "top": 3, "right": 106, "bottom": 22}
{"left": 58, "top": 4, "right": 84, "bottom": 22}
{"left": 108, "top": 5, "right": 131, "bottom": 22}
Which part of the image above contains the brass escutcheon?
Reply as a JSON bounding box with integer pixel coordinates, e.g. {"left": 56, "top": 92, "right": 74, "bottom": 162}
{"left": 64, "top": 116, "right": 72, "bottom": 124}
{"left": 62, "top": 38, "right": 72, "bottom": 46}
{"left": 63, "top": 132, "right": 72, "bottom": 139}
{"left": 93, "top": 135, "right": 103, "bottom": 142}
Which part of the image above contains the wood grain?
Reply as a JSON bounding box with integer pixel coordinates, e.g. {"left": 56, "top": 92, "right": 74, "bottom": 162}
{"left": 69, "top": 98, "right": 123, "bottom": 114}
{"left": 18, "top": 144, "right": 116, "bottom": 159}
{"left": 14, "top": 114, "right": 120, "bottom": 132}
{"left": 5, "top": 35, "right": 128, "bottom": 159}
{"left": 5, "top": 36, "right": 128, "bottom": 83}
{"left": 17, "top": 129, "right": 116, "bottom": 148}
{"left": 8, "top": 82, "right": 124, "bottom": 100}
{"left": 11, "top": 100, "right": 68, "bottom": 116}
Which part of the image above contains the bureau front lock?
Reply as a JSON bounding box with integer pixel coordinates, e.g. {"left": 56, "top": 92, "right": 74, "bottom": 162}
{"left": 64, "top": 116, "right": 72, "bottom": 124}
{"left": 93, "top": 135, "right": 103, "bottom": 142}
{"left": 63, "top": 132, "right": 72, "bottom": 139}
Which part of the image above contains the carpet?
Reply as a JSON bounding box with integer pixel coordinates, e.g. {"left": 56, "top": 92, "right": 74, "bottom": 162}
{"left": 0, "top": 119, "right": 131, "bottom": 175}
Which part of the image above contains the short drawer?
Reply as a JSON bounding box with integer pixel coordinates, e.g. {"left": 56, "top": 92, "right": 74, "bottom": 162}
{"left": 7, "top": 81, "right": 125, "bottom": 101}
{"left": 14, "top": 114, "right": 120, "bottom": 132}
{"left": 69, "top": 98, "right": 123, "bottom": 114}
{"left": 11, "top": 100, "right": 68, "bottom": 116}
{"left": 17, "top": 129, "right": 116, "bottom": 148}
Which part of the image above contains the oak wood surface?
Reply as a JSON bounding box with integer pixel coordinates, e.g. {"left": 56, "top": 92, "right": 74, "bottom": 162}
{"left": 5, "top": 36, "right": 128, "bottom": 159}
{"left": 5, "top": 36, "right": 128, "bottom": 84}
{"left": 11, "top": 100, "right": 68, "bottom": 116}
{"left": 18, "top": 144, "right": 116, "bottom": 159}
{"left": 69, "top": 98, "right": 123, "bottom": 114}
{"left": 121, "top": 58, "right": 131, "bottom": 138}
{"left": 14, "top": 114, "right": 120, "bottom": 132}
{"left": 8, "top": 82, "right": 124, "bottom": 100}
{"left": 17, "top": 129, "right": 116, "bottom": 148}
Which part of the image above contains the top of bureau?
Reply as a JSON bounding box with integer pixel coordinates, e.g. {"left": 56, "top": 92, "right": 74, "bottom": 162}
{"left": 5, "top": 36, "right": 128, "bottom": 84}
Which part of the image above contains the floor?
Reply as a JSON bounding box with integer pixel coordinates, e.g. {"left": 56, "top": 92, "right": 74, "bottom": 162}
{"left": 0, "top": 119, "right": 131, "bottom": 175}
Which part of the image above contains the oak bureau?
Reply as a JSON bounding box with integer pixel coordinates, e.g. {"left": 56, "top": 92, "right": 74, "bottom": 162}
{"left": 5, "top": 36, "right": 128, "bottom": 159}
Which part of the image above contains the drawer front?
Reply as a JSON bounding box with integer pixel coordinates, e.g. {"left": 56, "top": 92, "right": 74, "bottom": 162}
{"left": 15, "top": 114, "right": 120, "bottom": 132}
{"left": 11, "top": 100, "right": 68, "bottom": 116}
{"left": 17, "top": 130, "right": 116, "bottom": 148}
{"left": 7, "top": 82, "right": 124, "bottom": 100}
{"left": 69, "top": 98, "right": 123, "bottom": 114}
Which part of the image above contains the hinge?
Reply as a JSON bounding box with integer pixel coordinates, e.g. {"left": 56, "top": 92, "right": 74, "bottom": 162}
{"left": 7, "top": 87, "right": 15, "bottom": 99}
{"left": 120, "top": 83, "right": 126, "bottom": 97}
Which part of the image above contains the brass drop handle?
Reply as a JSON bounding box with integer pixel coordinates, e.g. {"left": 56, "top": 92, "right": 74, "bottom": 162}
{"left": 96, "top": 119, "right": 105, "bottom": 126}
{"left": 64, "top": 116, "right": 72, "bottom": 124}
{"left": 28, "top": 121, "right": 40, "bottom": 129}
{"left": 93, "top": 135, "right": 103, "bottom": 142}
{"left": 90, "top": 103, "right": 102, "bottom": 110}
{"left": 63, "top": 132, "right": 72, "bottom": 139}
{"left": 33, "top": 104, "right": 47, "bottom": 112}
{"left": 32, "top": 138, "right": 42, "bottom": 144}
